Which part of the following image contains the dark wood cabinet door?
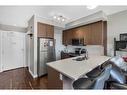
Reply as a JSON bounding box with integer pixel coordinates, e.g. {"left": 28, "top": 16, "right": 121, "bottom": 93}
{"left": 67, "top": 29, "right": 74, "bottom": 45}
{"left": 75, "top": 27, "right": 85, "bottom": 39}
{"left": 63, "top": 29, "right": 73, "bottom": 45}
{"left": 82, "top": 25, "right": 92, "bottom": 45}
{"left": 46, "top": 25, "right": 54, "bottom": 38}
{"left": 63, "top": 30, "right": 68, "bottom": 45}
{"left": 91, "top": 21, "right": 103, "bottom": 45}
{"left": 37, "top": 22, "right": 54, "bottom": 38}
{"left": 71, "top": 28, "right": 78, "bottom": 39}
{"left": 63, "top": 28, "right": 86, "bottom": 45}
{"left": 37, "top": 22, "right": 46, "bottom": 37}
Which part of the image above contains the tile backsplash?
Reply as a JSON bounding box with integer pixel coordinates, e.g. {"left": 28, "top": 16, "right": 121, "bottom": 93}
{"left": 63, "top": 45, "right": 104, "bottom": 56}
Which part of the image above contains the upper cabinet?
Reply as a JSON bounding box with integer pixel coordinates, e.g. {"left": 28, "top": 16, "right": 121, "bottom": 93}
{"left": 63, "top": 27, "right": 85, "bottom": 45}
{"left": 62, "top": 30, "right": 68, "bottom": 45}
{"left": 91, "top": 21, "right": 103, "bottom": 45}
{"left": 82, "top": 25, "right": 91, "bottom": 45}
{"left": 74, "top": 27, "right": 85, "bottom": 39}
{"left": 62, "top": 29, "right": 73, "bottom": 45}
{"left": 37, "top": 22, "right": 54, "bottom": 38}
{"left": 62, "top": 21, "right": 106, "bottom": 45}
{"left": 46, "top": 24, "right": 54, "bottom": 38}
{"left": 37, "top": 22, "right": 46, "bottom": 37}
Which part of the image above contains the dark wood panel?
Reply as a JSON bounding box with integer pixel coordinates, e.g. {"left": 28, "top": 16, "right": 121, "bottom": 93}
{"left": 62, "top": 30, "right": 68, "bottom": 45}
{"left": 46, "top": 24, "right": 54, "bottom": 38}
{"left": 63, "top": 29, "right": 74, "bottom": 45}
{"left": 75, "top": 27, "right": 85, "bottom": 39}
{"left": 65, "top": 29, "right": 71, "bottom": 45}
{"left": 63, "top": 27, "right": 85, "bottom": 45}
{"left": 37, "top": 22, "right": 54, "bottom": 38}
{"left": 37, "top": 22, "right": 46, "bottom": 37}
{"left": 103, "top": 21, "right": 107, "bottom": 55}
{"left": 91, "top": 21, "right": 103, "bottom": 45}
{"left": 47, "top": 66, "right": 63, "bottom": 89}
{"left": 82, "top": 25, "right": 91, "bottom": 45}
{"left": 62, "top": 21, "right": 104, "bottom": 45}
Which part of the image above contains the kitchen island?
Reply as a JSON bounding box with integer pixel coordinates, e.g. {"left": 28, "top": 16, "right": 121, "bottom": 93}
{"left": 46, "top": 55, "right": 111, "bottom": 89}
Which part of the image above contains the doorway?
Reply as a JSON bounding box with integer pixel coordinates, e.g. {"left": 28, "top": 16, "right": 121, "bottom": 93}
{"left": 1, "top": 31, "right": 25, "bottom": 71}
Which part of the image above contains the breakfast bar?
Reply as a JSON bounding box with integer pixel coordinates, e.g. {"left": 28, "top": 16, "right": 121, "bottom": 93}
{"left": 46, "top": 55, "right": 111, "bottom": 89}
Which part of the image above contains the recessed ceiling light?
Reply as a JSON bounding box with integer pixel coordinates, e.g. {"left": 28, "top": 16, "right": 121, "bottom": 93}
{"left": 57, "top": 17, "right": 60, "bottom": 20}
{"left": 86, "top": 5, "right": 97, "bottom": 9}
{"left": 62, "top": 19, "right": 65, "bottom": 22}
{"left": 53, "top": 15, "right": 66, "bottom": 22}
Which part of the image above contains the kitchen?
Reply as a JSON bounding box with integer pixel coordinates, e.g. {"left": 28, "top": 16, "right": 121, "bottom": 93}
{"left": 0, "top": 6, "right": 127, "bottom": 89}
{"left": 27, "top": 12, "right": 106, "bottom": 78}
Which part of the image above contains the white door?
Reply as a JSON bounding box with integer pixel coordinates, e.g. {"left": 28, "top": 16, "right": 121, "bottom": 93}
{"left": 0, "top": 31, "right": 2, "bottom": 72}
{"left": 1, "top": 31, "right": 25, "bottom": 71}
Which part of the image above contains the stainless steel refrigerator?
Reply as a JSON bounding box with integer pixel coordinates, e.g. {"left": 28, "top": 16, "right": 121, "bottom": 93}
{"left": 38, "top": 38, "right": 56, "bottom": 77}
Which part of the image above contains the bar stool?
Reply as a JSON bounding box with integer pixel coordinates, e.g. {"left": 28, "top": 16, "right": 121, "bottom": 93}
{"left": 73, "top": 64, "right": 112, "bottom": 89}
{"left": 73, "top": 78, "right": 95, "bottom": 89}
{"left": 86, "top": 61, "right": 110, "bottom": 78}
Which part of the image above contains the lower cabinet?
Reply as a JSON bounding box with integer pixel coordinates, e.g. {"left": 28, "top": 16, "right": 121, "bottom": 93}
{"left": 47, "top": 66, "right": 63, "bottom": 89}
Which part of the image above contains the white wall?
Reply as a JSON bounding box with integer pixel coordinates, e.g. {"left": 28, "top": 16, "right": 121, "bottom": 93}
{"left": 27, "top": 16, "right": 37, "bottom": 77}
{"left": 54, "top": 27, "right": 65, "bottom": 60}
{"left": 107, "top": 10, "right": 127, "bottom": 56}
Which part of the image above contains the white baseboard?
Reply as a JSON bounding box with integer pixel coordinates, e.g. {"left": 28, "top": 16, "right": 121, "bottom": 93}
{"left": 29, "top": 69, "right": 38, "bottom": 78}
{"left": 0, "top": 65, "right": 38, "bottom": 78}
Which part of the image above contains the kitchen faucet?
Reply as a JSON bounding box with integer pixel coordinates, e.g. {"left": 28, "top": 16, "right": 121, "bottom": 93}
{"left": 79, "top": 48, "right": 89, "bottom": 60}
{"left": 85, "top": 49, "right": 89, "bottom": 60}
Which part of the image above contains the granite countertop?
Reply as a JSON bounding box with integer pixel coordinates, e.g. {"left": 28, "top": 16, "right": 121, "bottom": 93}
{"left": 47, "top": 55, "right": 111, "bottom": 80}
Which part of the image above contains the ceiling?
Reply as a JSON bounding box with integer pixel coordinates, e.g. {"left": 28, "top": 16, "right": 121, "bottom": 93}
{"left": 0, "top": 6, "right": 127, "bottom": 27}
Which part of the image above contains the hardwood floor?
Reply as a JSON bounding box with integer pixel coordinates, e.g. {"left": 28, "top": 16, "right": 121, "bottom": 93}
{"left": 0, "top": 67, "right": 48, "bottom": 89}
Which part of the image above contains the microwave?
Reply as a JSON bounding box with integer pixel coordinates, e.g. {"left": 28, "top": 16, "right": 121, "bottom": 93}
{"left": 72, "top": 39, "right": 84, "bottom": 46}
